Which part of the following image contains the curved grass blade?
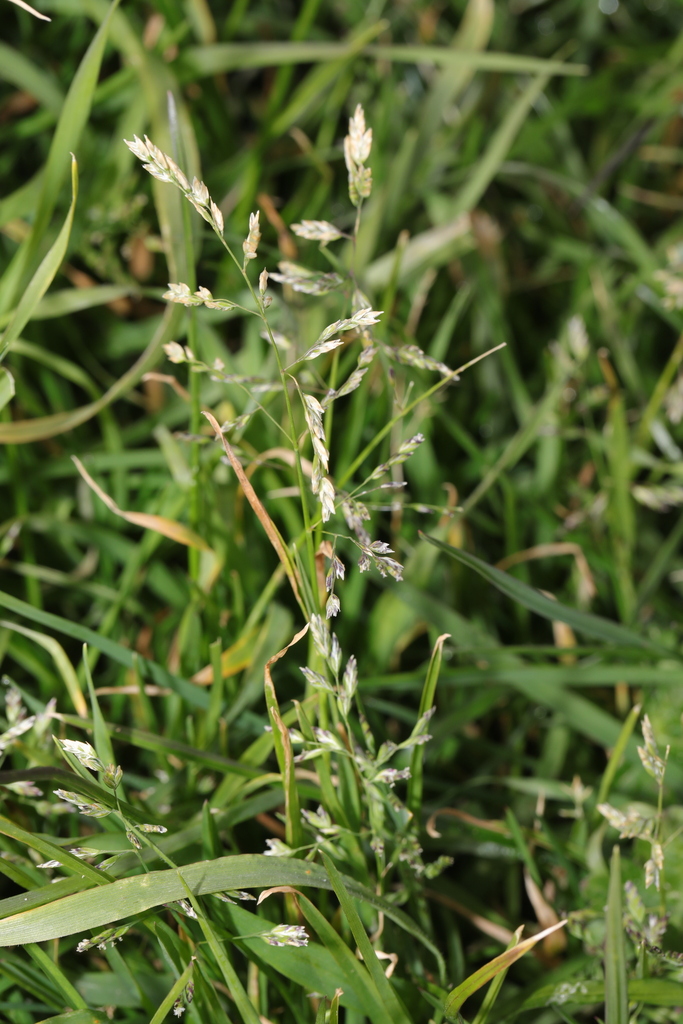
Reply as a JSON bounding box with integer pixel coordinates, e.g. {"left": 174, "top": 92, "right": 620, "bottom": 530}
{"left": 0, "top": 853, "right": 442, "bottom": 968}
{"left": 73, "top": 457, "right": 212, "bottom": 552}
{"left": 0, "top": 0, "right": 121, "bottom": 315}
{"left": 0, "top": 619, "right": 87, "bottom": 717}
{"left": 471, "top": 926, "right": 523, "bottom": 1024}
{"left": 179, "top": 41, "right": 587, "bottom": 78}
{"left": 444, "top": 919, "right": 567, "bottom": 1019}
{"left": 421, "top": 535, "right": 669, "bottom": 654}
{"left": 0, "top": 303, "right": 183, "bottom": 443}
{"left": 0, "top": 156, "right": 78, "bottom": 363}
{"left": 0, "top": 367, "right": 15, "bottom": 412}
{"left": 0, "top": 589, "right": 208, "bottom": 709}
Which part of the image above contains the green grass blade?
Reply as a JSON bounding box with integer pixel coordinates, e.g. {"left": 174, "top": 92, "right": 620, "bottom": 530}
{"left": 0, "top": 587, "right": 209, "bottom": 708}
{"left": 179, "top": 41, "right": 587, "bottom": 77}
{"left": 148, "top": 958, "right": 194, "bottom": 1024}
{"left": 176, "top": 875, "right": 264, "bottom": 1024}
{"left": 471, "top": 927, "right": 522, "bottom": 1024}
{"left": 449, "top": 71, "right": 551, "bottom": 219}
{"left": 25, "top": 944, "right": 87, "bottom": 1011}
{"left": 521, "top": 978, "right": 683, "bottom": 1010}
{"left": 0, "top": 618, "right": 87, "bottom": 717}
{"left": 0, "top": 0, "right": 120, "bottom": 314}
{"left": 264, "top": 625, "right": 307, "bottom": 850}
{"left": 407, "top": 632, "right": 448, "bottom": 817}
{"left": 81, "top": 644, "right": 116, "bottom": 769}
{"left": 0, "top": 303, "right": 183, "bottom": 443}
{"left": 421, "top": 536, "right": 669, "bottom": 654}
{"left": 0, "top": 815, "right": 111, "bottom": 886}
{"left": 595, "top": 704, "right": 642, "bottom": 813}
{"left": 0, "top": 285, "right": 139, "bottom": 329}
{"left": 0, "top": 155, "right": 78, "bottom": 363}
{"left": 0, "top": 41, "right": 64, "bottom": 114}
{"left": 444, "top": 920, "right": 567, "bottom": 1019}
{"left": 321, "top": 854, "right": 413, "bottom": 1024}
{"left": 35, "top": 1013, "right": 108, "bottom": 1024}
{"left": 0, "top": 853, "right": 440, "bottom": 956}
{"left": 295, "top": 894, "right": 391, "bottom": 1024}
{"left": 605, "top": 846, "right": 628, "bottom": 1024}
{"left": 504, "top": 809, "right": 542, "bottom": 888}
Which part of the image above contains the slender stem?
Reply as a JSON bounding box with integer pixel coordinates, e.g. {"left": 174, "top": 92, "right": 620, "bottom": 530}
{"left": 215, "top": 232, "right": 319, "bottom": 606}
{"left": 338, "top": 343, "right": 507, "bottom": 488}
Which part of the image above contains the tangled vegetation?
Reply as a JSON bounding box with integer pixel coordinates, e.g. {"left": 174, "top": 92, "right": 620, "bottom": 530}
{"left": 2, "top": 1, "right": 683, "bottom": 1022}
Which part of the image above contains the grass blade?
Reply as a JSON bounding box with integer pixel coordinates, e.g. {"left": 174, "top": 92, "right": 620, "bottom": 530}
{"left": 321, "top": 854, "right": 413, "bottom": 1024}
{"left": 25, "top": 944, "right": 87, "bottom": 1011}
{"left": 0, "top": 589, "right": 209, "bottom": 709}
{"left": 421, "top": 536, "right": 669, "bottom": 654}
{"left": 0, "top": 304, "right": 183, "bottom": 443}
{"left": 0, "top": 619, "right": 87, "bottom": 717}
{"left": 263, "top": 624, "right": 308, "bottom": 850}
{"left": 179, "top": 42, "right": 587, "bottom": 78}
{"left": 605, "top": 846, "right": 628, "bottom": 1024}
{"left": 73, "top": 456, "right": 212, "bottom": 552}
{"left": 407, "top": 632, "right": 449, "bottom": 817}
{"left": 0, "top": 853, "right": 440, "bottom": 959}
{"left": 0, "top": 0, "right": 120, "bottom": 314}
{"left": 444, "top": 919, "right": 567, "bottom": 1018}
{"left": 0, "top": 155, "right": 78, "bottom": 363}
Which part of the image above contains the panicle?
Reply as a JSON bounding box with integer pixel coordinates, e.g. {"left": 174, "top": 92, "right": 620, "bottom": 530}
{"left": 53, "top": 788, "right": 111, "bottom": 818}
{"left": 59, "top": 739, "right": 104, "bottom": 773}
{"left": 319, "top": 477, "right": 336, "bottom": 522}
{"left": 124, "top": 136, "right": 224, "bottom": 235}
{"left": 291, "top": 219, "right": 344, "bottom": 243}
{"left": 309, "top": 614, "right": 331, "bottom": 659}
{"left": 103, "top": 764, "right": 122, "bottom": 789}
{"left": 264, "top": 838, "right": 293, "bottom": 857}
{"left": 243, "top": 211, "right": 261, "bottom": 261}
{"left": 262, "top": 924, "right": 309, "bottom": 947}
{"left": 344, "top": 104, "right": 373, "bottom": 206}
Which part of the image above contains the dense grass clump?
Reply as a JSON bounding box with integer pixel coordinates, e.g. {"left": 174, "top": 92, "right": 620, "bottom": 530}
{"left": 2, "top": 1, "right": 683, "bottom": 1022}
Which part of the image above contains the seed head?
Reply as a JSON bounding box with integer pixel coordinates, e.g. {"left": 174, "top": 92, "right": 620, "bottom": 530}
{"left": 59, "top": 739, "right": 104, "bottom": 773}
{"left": 243, "top": 211, "right": 261, "bottom": 261}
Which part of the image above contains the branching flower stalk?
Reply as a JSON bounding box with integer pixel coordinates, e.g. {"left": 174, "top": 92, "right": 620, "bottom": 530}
{"left": 124, "top": 105, "right": 462, "bottom": 905}
{"left": 598, "top": 714, "right": 670, "bottom": 907}
{"left": 125, "top": 135, "right": 321, "bottom": 607}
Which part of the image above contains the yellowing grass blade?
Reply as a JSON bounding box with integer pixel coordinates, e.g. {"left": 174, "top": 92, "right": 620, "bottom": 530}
{"left": 72, "top": 456, "right": 212, "bottom": 552}
{"left": 203, "top": 410, "right": 303, "bottom": 606}
{"left": 444, "top": 919, "right": 568, "bottom": 1018}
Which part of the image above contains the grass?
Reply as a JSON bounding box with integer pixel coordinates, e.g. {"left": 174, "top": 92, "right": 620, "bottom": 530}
{"left": 2, "top": 0, "right": 683, "bottom": 1022}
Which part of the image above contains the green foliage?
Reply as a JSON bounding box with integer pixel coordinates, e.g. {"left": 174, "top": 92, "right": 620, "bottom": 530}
{"left": 3, "top": 1, "right": 683, "bottom": 1023}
